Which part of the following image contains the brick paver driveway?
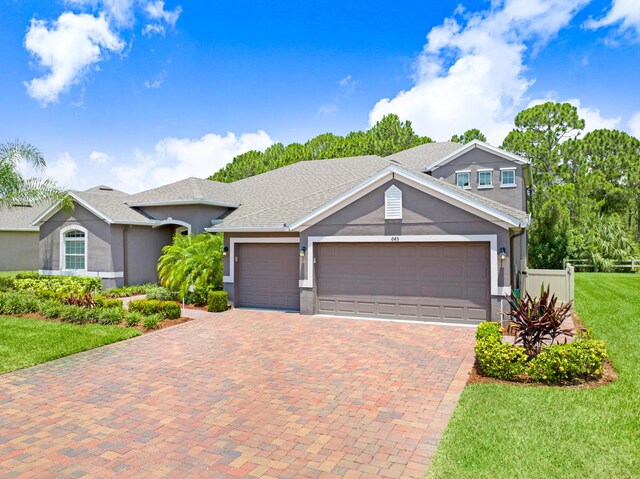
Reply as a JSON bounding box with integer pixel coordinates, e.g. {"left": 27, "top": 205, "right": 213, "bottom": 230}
{"left": 0, "top": 309, "right": 475, "bottom": 479}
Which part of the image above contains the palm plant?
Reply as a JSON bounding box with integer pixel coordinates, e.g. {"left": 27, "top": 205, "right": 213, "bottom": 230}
{"left": 0, "top": 140, "right": 70, "bottom": 208}
{"left": 157, "top": 233, "right": 223, "bottom": 297}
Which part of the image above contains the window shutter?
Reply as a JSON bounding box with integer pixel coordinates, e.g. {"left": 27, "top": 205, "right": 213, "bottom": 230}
{"left": 385, "top": 185, "right": 402, "bottom": 219}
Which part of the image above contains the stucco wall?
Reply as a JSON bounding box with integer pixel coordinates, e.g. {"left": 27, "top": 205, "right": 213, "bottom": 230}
{"left": 432, "top": 149, "right": 527, "bottom": 211}
{"left": 39, "top": 204, "right": 114, "bottom": 273}
{"left": 299, "top": 180, "right": 514, "bottom": 319}
{"left": 138, "top": 204, "right": 229, "bottom": 234}
{"left": 0, "top": 231, "right": 40, "bottom": 271}
{"left": 124, "top": 225, "right": 174, "bottom": 285}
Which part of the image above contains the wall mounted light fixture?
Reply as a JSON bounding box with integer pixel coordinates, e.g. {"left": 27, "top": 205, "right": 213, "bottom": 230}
{"left": 499, "top": 246, "right": 507, "bottom": 261}
{"left": 222, "top": 246, "right": 229, "bottom": 256}
{"left": 300, "top": 246, "right": 307, "bottom": 257}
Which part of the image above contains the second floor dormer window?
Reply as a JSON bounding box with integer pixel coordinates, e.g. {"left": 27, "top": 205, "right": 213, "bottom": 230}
{"left": 478, "top": 169, "right": 493, "bottom": 188}
{"left": 456, "top": 171, "right": 471, "bottom": 189}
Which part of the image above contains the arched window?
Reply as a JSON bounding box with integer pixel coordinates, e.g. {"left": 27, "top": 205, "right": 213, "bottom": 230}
{"left": 175, "top": 226, "right": 189, "bottom": 236}
{"left": 64, "top": 229, "right": 86, "bottom": 270}
{"left": 384, "top": 185, "right": 402, "bottom": 220}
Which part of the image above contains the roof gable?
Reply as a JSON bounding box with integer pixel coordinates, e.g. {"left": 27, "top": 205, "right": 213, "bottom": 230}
{"left": 425, "top": 140, "right": 530, "bottom": 172}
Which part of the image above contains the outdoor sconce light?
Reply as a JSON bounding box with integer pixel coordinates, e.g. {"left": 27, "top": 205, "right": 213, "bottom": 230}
{"left": 300, "top": 246, "right": 307, "bottom": 257}
{"left": 222, "top": 246, "right": 229, "bottom": 256}
{"left": 499, "top": 247, "right": 507, "bottom": 261}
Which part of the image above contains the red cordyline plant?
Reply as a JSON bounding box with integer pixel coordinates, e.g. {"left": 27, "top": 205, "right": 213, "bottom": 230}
{"left": 503, "top": 285, "right": 573, "bottom": 357}
{"left": 60, "top": 291, "right": 96, "bottom": 309}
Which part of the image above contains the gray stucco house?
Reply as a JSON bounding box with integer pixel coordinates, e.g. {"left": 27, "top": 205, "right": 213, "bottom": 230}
{"left": 0, "top": 203, "right": 49, "bottom": 271}
{"left": 34, "top": 140, "right": 531, "bottom": 324}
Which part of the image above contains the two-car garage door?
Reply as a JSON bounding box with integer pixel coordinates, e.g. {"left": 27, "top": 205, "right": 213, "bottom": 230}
{"left": 234, "top": 241, "right": 490, "bottom": 323}
{"left": 315, "top": 243, "right": 490, "bottom": 322}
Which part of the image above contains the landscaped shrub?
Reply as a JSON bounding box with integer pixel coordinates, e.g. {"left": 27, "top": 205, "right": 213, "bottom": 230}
{"left": 94, "top": 296, "right": 124, "bottom": 309}
{"left": 40, "top": 300, "right": 65, "bottom": 319}
{"left": 528, "top": 334, "right": 608, "bottom": 384}
{"left": 0, "top": 293, "right": 42, "bottom": 315}
{"left": 129, "top": 299, "right": 181, "bottom": 319}
{"left": 207, "top": 290, "right": 228, "bottom": 312}
{"left": 146, "top": 286, "right": 179, "bottom": 301}
{"left": 504, "top": 285, "right": 573, "bottom": 357}
{"left": 96, "top": 307, "right": 125, "bottom": 325}
{"left": 125, "top": 311, "right": 143, "bottom": 327}
{"left": 142, "top": 313, "right": 164, "bottom": 330}
{"left": 13, "top": 275, "right": 101, "bottom": 297}
{"left": 475, "top": 335, "right": 528, "bottom": 380}
{"left": 0, "top": 276, "right": 16, "bottom": 292}
{"left": 102, "top": 284, "right": 156, "bottom": 298}
{"left": 476, "top": 321, "right": 502, "bottom": 342}
{"left": 59, "top": 305, "right": 89, "bottom": 324}
{"left": 60, "top": 292, "right": 97, "bottom": 308}
{"left": 184, "top": 285, "right": 214, "bottom": 306}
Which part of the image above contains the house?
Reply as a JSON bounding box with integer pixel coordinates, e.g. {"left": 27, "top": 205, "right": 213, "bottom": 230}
{"left": 34, "top": 140, "right": 531, "bottom": 324}
{"left": 0, "top": 203, "right": 49, "bottom": 271}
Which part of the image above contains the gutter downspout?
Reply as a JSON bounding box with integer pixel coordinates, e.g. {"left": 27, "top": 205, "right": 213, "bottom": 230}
{"left": 123, "top": 227, "right": 129, "bottom": 286}
{"left": 510, "top": 228, "right": 526, "bottom": 294}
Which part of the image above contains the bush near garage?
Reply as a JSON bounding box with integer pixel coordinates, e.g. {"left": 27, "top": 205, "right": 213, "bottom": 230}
{"left": 207, "top": 291, "right": 228, "bottom": 312}
{"left": 128, "top": 299, "right": 181, "bottom": 319}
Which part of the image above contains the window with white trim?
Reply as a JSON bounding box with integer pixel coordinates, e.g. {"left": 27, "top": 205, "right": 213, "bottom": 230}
{"left": 478, "top": 170, "right": 493, "bottom": 188}
{"left": 176, "top": 226, "right": 189, "bottom": 236}
{"left": 64, "top": 230, "right": 86, "bottom": 270}
{"left": 456, "top": 171, "right": 471, "bottom": 189}
{"left": 384, "top": 185, "right": 402, "bottom": 219}
{"left": 500, "top": 168, "right": 516, "bottom": 187}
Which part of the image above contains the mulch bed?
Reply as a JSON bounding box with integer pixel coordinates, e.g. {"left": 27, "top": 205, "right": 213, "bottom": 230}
{"left": 468, "top": 311, "right": 618, "bottom": 389}
{"left": 9, "top": 312, "right": 197, "bottom": 334}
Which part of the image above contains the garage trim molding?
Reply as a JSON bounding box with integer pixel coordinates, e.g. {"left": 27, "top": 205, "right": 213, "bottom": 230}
{"left": 223, "top": 237, "right": 300, "bottom": 283}
{"left": 300, "top": 234, "right": 510, "bottom": 296}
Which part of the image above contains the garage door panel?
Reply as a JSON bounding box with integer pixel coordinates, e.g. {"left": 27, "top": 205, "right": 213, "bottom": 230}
{"left": 236, "top": 243, "right": 300, "bottom": 311}
{"left": 316, "top": 242, "right": 490, "bottom": 323}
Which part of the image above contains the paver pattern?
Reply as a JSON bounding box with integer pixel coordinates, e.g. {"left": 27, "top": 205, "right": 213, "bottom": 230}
{"left": 0, "top": 309, "right": 475, "bottom": 478}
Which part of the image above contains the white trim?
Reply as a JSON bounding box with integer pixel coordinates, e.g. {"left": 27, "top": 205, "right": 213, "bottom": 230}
{"left": 222, "top": 237, "right": 300, "bottom": 283}
{"left": 499, "top": 167, "right": 517, "bottom": 171}
{"left": 500, "top": 168, "right": 517, "bottom": 188}
{"left": 425, "top": 140, "right": 530, "bottom": 172}
{"left": 477, "top": 169, "right": 493, "bottom": 188}
{"left": 127, "top": 199, "right": 240, "bottom": 208}
{"left": 477, "top": 168, "right": 494, "bottom": 172}
{"left": 152, "top": 217, "right": 192, "bottom": 234}
{"left": 455, "top": 171, "right": 471, "bottom": 190}
{"left": 454, "top": 169, "right": 471, "bottom": 173}
{"left": 299, "top": 234, "right": 506, "bottom": 296}
{"left": 500, "top": 185, "right": 517, "bottom": 189}
{"left": 314, "top": 314, "right": 479, "bottom": 328}
{"left": 0, "top": 228, "right": 39, "bottom": 232}
{"left": 39, "top": 269, "right": 124, "bottom": 279}
{"left": 60, "top": 225, "right": 88, "bottom": 274}
{"left": 206, "top": 225, "right": 288, "bottom": 233}
{"left": 288, "top": 166, "right": 526, "bottom": 231}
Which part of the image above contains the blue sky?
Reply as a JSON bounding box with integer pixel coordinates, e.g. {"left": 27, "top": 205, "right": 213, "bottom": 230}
{"left": 1, "top": 0, "right": 639, "bottom": 192}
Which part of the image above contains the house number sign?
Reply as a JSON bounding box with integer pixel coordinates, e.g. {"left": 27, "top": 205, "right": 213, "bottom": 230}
{"left": 390, "top": 236, "right": 400, "bottom": 242}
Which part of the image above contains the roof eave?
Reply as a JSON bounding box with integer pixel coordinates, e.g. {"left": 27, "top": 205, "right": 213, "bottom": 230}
{"left": 127, "top": 199, "right": 240, "bottom": 208}
{"left": 205, "top": 225, "right": 290, "bottom": 233}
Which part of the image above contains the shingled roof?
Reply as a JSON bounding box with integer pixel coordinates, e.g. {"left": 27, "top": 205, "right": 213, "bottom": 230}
{"left": 0, "top": 204, "right": 50, "bottom": 231}
{"left": 127, "top": 177, "right": 240, "bottom": 207}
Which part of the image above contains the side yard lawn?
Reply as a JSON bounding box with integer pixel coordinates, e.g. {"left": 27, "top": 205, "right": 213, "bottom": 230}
{"left": 0, "top": 316, "right": 140, "bottom": 374}
{"left": 427, "top": 273, "right": 640, "bottom": 479}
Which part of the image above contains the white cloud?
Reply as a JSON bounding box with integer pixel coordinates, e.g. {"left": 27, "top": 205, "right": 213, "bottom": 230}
{"left": 143, "top": 0, "right": 182, "bottom": 37}
{"left": 318, "top": 75, "right": 358, "bottom": 118}
{"left": 89, "top": 150, "right": 114, "bottom": 164}
{"left": 24, "top": 12, "right": 124, "bottom": 105}
{"left": 110, "top": 131, "right": 273, "bottom": 192}
{"left": 66, "top": 0, "right": 136, "bottom": 26}
{"left": 144, "top": 69, "right": 167, "bottom": 88}
{"left": 369, "top": 0, "right": 590, "bottom": 144}
{"left": 45, "top": 153, "right": 84, "bottom": 189}
{"left": 527, "top": 97, "right": 621, "bottom": 133}
{"left": 585, "top": 0, "right": 640, "bottom": 37}
{"left": 629, "top": 112, "right": 640, "bottom": 138}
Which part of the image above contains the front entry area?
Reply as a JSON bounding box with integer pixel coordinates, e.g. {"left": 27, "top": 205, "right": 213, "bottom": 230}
{"left": 315, "top": 242, "right": 490, "bottom": 323}
{"left": 235, "top": 243, "right": 300, "bottom": 311}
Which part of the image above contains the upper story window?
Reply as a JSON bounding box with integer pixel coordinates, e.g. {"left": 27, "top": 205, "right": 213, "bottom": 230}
{"left": 455, "top": 171, "right": 471, "bottom": 189}
{"left": 64, "top": 229, "right": 86, "bottom": 270}
{"left": 477, "top": 169, "right": 493, "bottom": 188}
{"left": 384, "top": 185, "right": 402, "bottom": 219}
{"left": 500, "top": 168, "right": 516, "bottom": 187}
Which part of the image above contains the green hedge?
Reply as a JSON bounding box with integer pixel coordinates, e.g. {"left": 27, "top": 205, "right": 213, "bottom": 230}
{"left": 102, "top": 284, "right": 156, "bottom": 298}
{"left": 129, "top": 299, "right": 181, "bottom": 319}
{"left": 528, "top": 334, "right": 608, "bottom": 383}
{"left": 142, "top": 313, "right": 164, "bottom": 330}
{"left": 12, "top": 275, "right": 101, "bottom": 296}
{"left": 146, "top": 287, "right": 180, "bottom": 301}
{"left": 207, "top": 291, "right": 228, "bottom": 312}
{"left": 475, "top": 336, "right": 528, "bottom": 380}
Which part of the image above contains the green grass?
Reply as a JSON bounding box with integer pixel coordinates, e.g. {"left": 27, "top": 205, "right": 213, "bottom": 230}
{"left": 427, "top": 273, "right": 640, "bottom": 479}
{"left": 0, "top": 316, "right": 141, "bottom": 374}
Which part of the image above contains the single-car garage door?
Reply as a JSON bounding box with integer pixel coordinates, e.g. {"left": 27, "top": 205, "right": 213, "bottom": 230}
{"left": 316, "top": 242, "right": 490, "bottom": 323}
{"left": 236, "top": 243, "right": 300, "bottom": 310}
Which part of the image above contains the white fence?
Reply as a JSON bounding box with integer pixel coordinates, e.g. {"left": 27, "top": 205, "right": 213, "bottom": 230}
{"left": 520, "top": 262, "right": 575, "bottom": 306}
{"left": 563, "top": 258, "right": 640, "bottom": 272}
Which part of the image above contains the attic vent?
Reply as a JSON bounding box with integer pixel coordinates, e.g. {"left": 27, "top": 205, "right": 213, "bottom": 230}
{"left": 384, "top": 185, "right": 402, "bottom": 220}
{"left": 99, "top": 186, "right": 113, "bottom": 191}
{"left": 10, "top": 204, "right": 31, "bottom": 208}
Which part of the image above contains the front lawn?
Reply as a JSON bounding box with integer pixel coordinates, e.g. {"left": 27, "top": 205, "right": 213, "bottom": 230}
{"left": 0, "top": 316, "right": 140, "bottom": 374}
{"left": 427, "top": 273, "right": 640, "bottom": 479}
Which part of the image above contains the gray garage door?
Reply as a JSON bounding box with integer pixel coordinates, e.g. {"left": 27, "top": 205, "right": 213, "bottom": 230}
{"left": 236, "top": 243, "right": 300, "bottom": 311}
{"left": 316, "top": 242, "right": 490, "bottom": 323}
